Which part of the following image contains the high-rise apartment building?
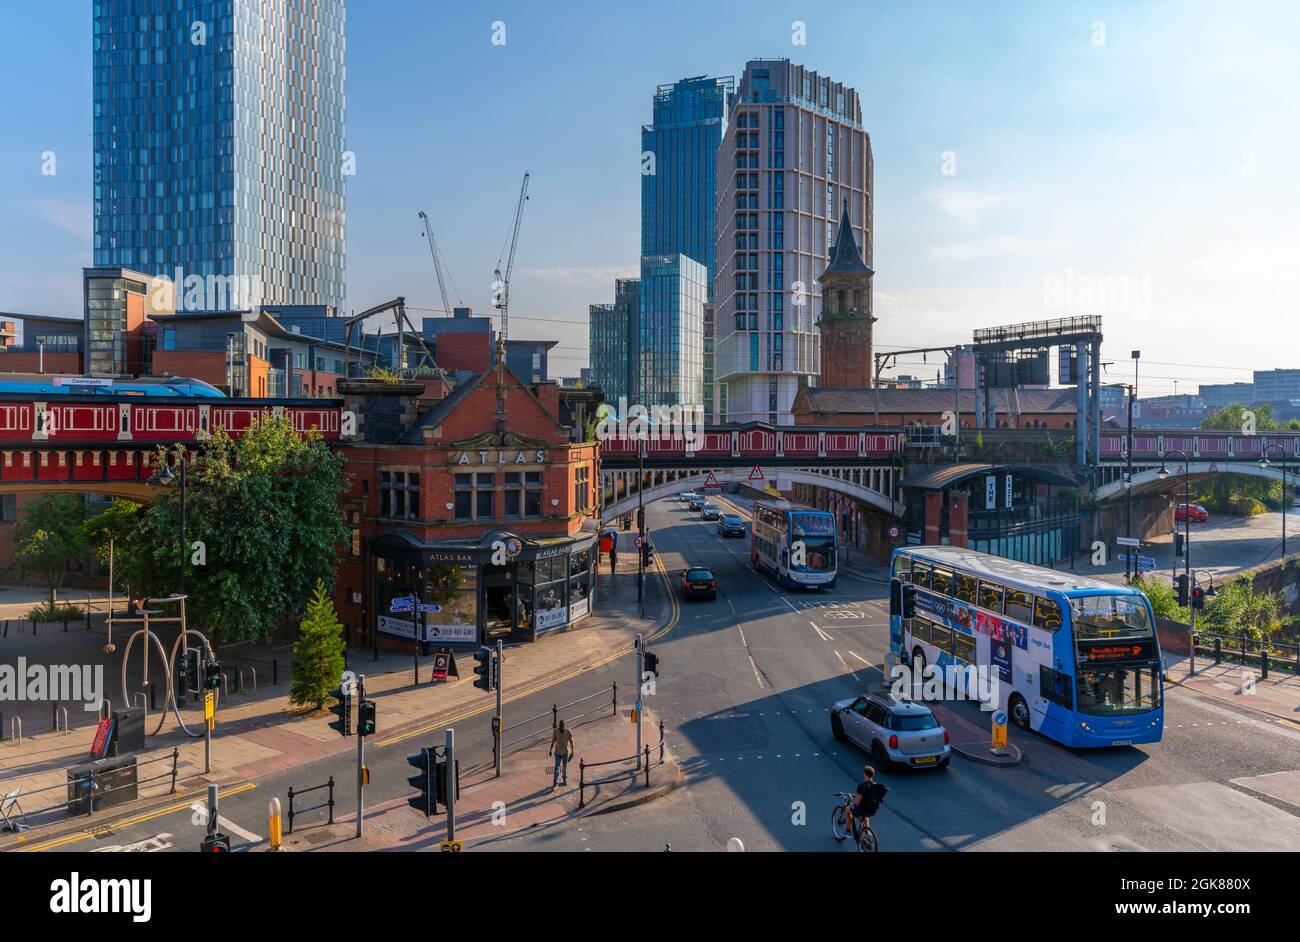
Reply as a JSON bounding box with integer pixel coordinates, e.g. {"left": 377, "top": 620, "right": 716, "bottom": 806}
{"left": 714, "top": 59, "right": 872, "bottom": 425}
{"left": 638, "top": 254, "right": 706, "bottom": 408}
{"left": 588, "top": 278, "right": 640, "bottom": 407}
{"left": 92, "top": 0, "right": 347, "bottom": 311}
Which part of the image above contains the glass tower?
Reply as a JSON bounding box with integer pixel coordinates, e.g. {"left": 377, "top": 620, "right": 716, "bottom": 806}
{"left": 638, "top": 254, "right": 706, "bottom": 409}
{"left": 92, "top": 0, "right": 347, "bottom": 311}
{"left": 588, "top": 277, "right": 639, "bottom": 408}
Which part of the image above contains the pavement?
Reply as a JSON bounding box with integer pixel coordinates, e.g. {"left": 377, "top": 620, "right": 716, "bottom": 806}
{"left": 0, "top": 541, "right": 673, "bottom": 847}
{"left": 271, "top": 705, "right": 680, "bottom": 851}
{"left": 1166, "top": 653, "right": 1300, "bottom": 725}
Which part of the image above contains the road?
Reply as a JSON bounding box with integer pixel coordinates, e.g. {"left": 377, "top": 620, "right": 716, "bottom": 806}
{"left": 39, "top": 494, "right": 1300, "bottom": 853}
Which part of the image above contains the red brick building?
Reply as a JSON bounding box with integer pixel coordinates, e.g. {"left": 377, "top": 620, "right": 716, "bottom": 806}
{"left": 817, "top": 201, "right": 876, "bottom": 390}
{"left": 334, "top": 345, "right": 600, "bottom": 650}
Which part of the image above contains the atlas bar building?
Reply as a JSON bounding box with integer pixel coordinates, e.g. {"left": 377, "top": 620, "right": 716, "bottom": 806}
{"left": 334, "top": 342, "right": 600, "bottom": 650}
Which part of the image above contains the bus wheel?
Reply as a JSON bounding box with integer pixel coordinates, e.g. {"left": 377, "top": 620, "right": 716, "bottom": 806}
{"left": 1008, "top": 694, "right": 1031, "bottom": 731}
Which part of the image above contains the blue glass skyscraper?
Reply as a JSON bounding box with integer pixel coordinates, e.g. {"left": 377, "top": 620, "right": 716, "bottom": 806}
{"left": 92, "top": 0, "right": 346, "bottom": 311}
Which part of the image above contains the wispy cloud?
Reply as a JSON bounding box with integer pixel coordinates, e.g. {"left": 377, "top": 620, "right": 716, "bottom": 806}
{"left": 30, "top": 199, "right": 91, "bottom": 242}
{"left": 930, "top": 237, "right": 1038, "bottom": 261}
{"left": 1187, "top": 242, "right": 1300, "bottom": 280}
{"left": 517, "top": 265, "right": 637, "bottom": 286}
{"left": 929, "top": 187, "right": 1006, "bottom": 230}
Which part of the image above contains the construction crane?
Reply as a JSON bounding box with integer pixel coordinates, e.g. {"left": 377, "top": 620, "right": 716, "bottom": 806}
{"left": 417, "top": 210, "right": 461, "bottom": 314}
{"left": 493, "top": 171, "right": 530, "bottom": 342}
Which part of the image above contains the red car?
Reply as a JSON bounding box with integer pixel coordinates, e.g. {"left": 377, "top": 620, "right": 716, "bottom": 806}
{"left": 1176, "top": 502, "right": 1209, "bottom": 523}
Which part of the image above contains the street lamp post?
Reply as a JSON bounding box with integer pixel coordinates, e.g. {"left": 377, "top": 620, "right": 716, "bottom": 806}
{"left": 1261, "top": 442, "right": 1289, "bottom": 561}
{"left": 1158, "top": 449, "right": 1192, "bottom": 672}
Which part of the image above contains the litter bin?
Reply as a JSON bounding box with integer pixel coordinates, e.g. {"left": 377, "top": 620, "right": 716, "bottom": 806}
{"left": 66, "top": 755, "right": 138, "bottom": 816}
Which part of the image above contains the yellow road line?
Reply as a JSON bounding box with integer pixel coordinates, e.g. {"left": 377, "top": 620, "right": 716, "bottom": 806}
{"left": 1276, "top": 719, "right": 1300, "bottom": 732}
{"left": 377, "top": 554, "right": 680, "bottom": 749}
{"left": 18, "top": 781, "right": 259, "bottom": 852}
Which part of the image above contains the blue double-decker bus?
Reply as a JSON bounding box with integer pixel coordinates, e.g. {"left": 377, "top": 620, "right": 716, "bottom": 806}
{"left": 751, "top": 500, "right": 837, "bottom": 589}
{"left": 889, "top": 545, "right": 1164, "bottom": 748}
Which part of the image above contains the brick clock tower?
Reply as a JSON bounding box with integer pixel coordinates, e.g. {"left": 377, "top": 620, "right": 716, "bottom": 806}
{"left": 816, "top": 200, "right": 875, "bottom": 389}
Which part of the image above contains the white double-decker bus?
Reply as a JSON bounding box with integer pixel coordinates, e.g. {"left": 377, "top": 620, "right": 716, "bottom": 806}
{"left": 751, "top": 499, "right": 837, "bottom": 589}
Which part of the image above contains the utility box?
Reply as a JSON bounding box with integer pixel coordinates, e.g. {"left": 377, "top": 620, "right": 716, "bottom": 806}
{"left": 112, "top": 706, "right": 145, "bottom": 756}
{"left": 66, "top": 755, "right": 138, "bottom": 816}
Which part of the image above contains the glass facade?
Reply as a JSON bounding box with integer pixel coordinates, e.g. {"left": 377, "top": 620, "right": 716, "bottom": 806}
{"left": 638, "top": 254, "right": 706, "bottom": 409}
{"left": 588, "top": 277, "right": 639, "bottom": 407}
{"left": 92, "top": 0, "right": 346, "bottom": 311}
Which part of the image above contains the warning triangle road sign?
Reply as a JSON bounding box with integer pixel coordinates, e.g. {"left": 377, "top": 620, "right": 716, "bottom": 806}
{"left": 748, "top": 465, "right": 765, "bottom": 481}
{"left": 703, "top": 471, "right": 719, "bottom": 487}
{"left": 1208, "top": 462, "right": 1218, "bottom": 473}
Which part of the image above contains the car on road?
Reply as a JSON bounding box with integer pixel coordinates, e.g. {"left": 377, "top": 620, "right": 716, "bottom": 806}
{"left": 678, "top": 490, "right": 698, "bottom": 504}
{"left": 830, "top": 693, "right": 950, "bottom": 769}
{"left": 699, "top": 502, "right": 721, "bottom": 521}
{"left": 718, "top": 514, "right": 746, "bottom": 537}
{"left": 688, "top": 495, "right": 706, "bottom": 512}
{"left": 680, "top": 566, "right": 717, "bottom": 600}
{"left": 1175, "top": 502, "right": 1210, "bottom": 523}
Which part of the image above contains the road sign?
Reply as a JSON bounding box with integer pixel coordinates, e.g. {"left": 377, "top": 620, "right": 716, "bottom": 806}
{"left": 204, "top": 691, "right": 215, "bottom": 730}
{"left": 1116, "top": 537, "right": 1140, "bottom": 548}
{"left": 633, "top": 536, "right": 643, "bottom": 548}
{"left": 992, "top": 711, "right": 1008, "bottom": 751}
{"left": 439, "top": 840, "right": 463, "bottom": 852}
{"left": 1137, "top": 555, "right": 1157, "bottom": 572}
{"left": 703, "top": 471, "right": 719, "bottom": 488}
{"left": 416, "top": 603, "right": 442, "bottom": 614}
{"left": 888, "top": 525, "right": 901, "bottom": 540}
{"left": 389, "top": 595, "right": 415, "bottom": 613}
{"left": 748, "top": 465, "right": 764, "bottom": 481}
{"left": 431, "top": 652, "right": 449, "bottom": 682}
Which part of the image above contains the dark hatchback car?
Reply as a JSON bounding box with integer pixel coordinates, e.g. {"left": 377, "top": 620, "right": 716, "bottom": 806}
{"left": 718, "top": 514, "right": 746, "bottom": 537}
{"left": 680, "top": 567, "right": 717, "bottom": 600}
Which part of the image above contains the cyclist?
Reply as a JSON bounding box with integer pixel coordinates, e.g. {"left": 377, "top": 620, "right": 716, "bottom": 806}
{"left": 846, "top": 765, "right": 888, "bottom": 836}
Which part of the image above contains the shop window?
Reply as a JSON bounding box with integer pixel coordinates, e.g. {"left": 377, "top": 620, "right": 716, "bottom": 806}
{"left": 455, "top": 472, "right": 495, "bottom": 521}
{"left": 379, "top": 469, "right": 420, "bottom": 521}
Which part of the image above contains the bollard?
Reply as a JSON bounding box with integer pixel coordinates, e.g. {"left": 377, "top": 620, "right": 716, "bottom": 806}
{"left": 86, "top": 597, "right": 92, "bottom": 630}
{"left": 1262, "top": 648, "right": 1270, "bottom": 681}
{"left": 269, "top": 798, "right": 283, "bottom": 851}
{"left": 551, "top": 703, "right": 558, "bottom": 729}
{"left": 2, "top": 619, "right": 7, "bottom": 638}
{"left": 32, "top": 620, "right": 36, "bottom": 637}
{"left": 644, "top": 745, "right": 650, "bottom": 787}
{"left": 58, "top": 706, "right": 69, "bottom": 735}
{"left": 273, "top": 658, "right": 279, "bottom": 686}
{"left": 1214, "top": 637, "right": 1222, "bottom": 665}
{"left": 286, "top": 786, "right": 296, "bottom": 835}
{"left": 0, "top": 710, "right": 4, "bottom": 741}
{"left": 148, "top": 681, "right": 157, "bottom": 712}
{"left": 10, "top": 716, "right": 21, "bottom": 747}
{"left": 63, "top": 617, "right": 69, "bottom": 632}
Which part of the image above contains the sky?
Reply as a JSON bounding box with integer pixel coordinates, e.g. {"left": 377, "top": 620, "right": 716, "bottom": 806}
{"left": 0, "top": 0, "right": 1297, "bottom": 395}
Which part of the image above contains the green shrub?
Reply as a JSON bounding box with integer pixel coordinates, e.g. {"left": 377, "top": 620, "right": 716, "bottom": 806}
{"left": 27, "top": 602, "right": 88, "bottom": 623}
{"left": 1133, "top": 576, "right": 1187, "bottom": 623}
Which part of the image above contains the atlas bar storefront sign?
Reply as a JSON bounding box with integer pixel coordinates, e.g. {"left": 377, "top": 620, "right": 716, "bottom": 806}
{"left": 451, "top": 449, "right": 547, "bottom": 465}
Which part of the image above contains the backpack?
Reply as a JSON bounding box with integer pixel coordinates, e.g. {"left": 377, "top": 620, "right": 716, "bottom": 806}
{"left": 860, "top": 782, "right": 888, "bottom": 816}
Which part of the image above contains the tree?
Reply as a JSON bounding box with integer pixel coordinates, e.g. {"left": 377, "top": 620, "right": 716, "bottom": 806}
{"left": 1134, "top": 575, "right": 1187, "bottom": 624}
{"left": 13, "top": 494, "right": 88, "bottom": 605}
{"left": 83, "top": 499, "right": 151, "bottom": 598}
{"left": 125, "top": 416, "right": 349, "bottom": 644}
{"left": 1198, "top": 574, "right": 1282, "bottom": 641}
{"left": 290, "top": 580, "right": 347, "bottom": 711}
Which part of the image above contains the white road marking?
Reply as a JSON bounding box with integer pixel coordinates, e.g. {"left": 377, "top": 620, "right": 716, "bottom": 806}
{"left": 190, "top": 801, "right": 263, "bottom": 843}
{"left": 833, "top": 650, "right": 861, "bottom": 681}
{"left": 847, "top": 650, "right": 872, "bottom": 667}
{"left": 809, "top": 621, "right": 833, "bottom": 642}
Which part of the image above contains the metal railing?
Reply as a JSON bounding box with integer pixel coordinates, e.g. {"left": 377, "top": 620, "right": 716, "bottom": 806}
{"left": 497, "top": 683, "right": 619, "bottom": 757}
{"left": 286, "top": 776, "right": 335, "bottom": 835}
{"left": 0, "top": 748, "right": 179, "bottom": 833}
{"left": 1195, "top": 631, "right": 1300, "bottom": 680}
{"left": 577, "top": 720, "right": 667, "bottom": 810}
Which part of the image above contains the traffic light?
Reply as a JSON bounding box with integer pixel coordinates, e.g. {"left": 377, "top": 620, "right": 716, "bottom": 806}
{"left": 407, "top": 747, "right": 437, "bottom": 817}
{"left": 1192, "top": 585, "right": 1206, "bottom": 610}
{"left": 637, "top": 507, "right": 645, "bottom": 530}
{"left": 328, "top": 684, "right": 353, "bottom": 737}
{"left": 1174, "top": 532, "right": 1186, "bottom": 558}
{"left": 436, "top": 757, "right": 458, "bottom": 806}
{"left": 901, "top": 583, "right": 918, "bottom": 619}
{"left": 358, "top": 699, "right": 376, "bottom": 737}
{"left": 472, "top": 647, "right": 495, "bottom": 692}
{"left": 1174, "top": 573, "right": 1189, "bottom": 607}
{"left": 204, "top": 659, "right": 222, "bottom": 691}
{"left": 641, "top": 542, "right": 652, "bottom": 567}
{"left": 178, "top": 648, "right": 200, "bottom": 701}
{"left": 644, "top": 651, "right": 660, "bottom": 676}
{"left": 200, "top": 833, "right": 231, "bottom": 852}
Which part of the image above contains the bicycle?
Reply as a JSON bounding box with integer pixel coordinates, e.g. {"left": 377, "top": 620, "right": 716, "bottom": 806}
{"left": 831, "top": 792, "right": 878, "bottom": 852}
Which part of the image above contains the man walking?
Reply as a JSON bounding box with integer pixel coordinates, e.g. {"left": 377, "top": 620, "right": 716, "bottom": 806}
{"left": 608, "top": 545, "right": 617, "bottom": 573}
{"left": 549, "top": 719, "right": 574, "bottom": 788}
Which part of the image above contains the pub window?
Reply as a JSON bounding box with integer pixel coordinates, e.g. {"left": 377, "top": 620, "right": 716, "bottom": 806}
{"left": 379, "top": 470, "right": 419, "bottom": 521}
{"left": 954, "top": 573, "right": 978, "bottom": 604}
{"left": 454, "top": 473, "right": 474, "bottom": 520}
{"left": 475, "top": 473, "right": 495, "bottom": 519}
{"left": 930, "top": 567, "right": 953, "bottom": 596}
{"left": 1033, "top": 595, "right": 1063, "bottom": 632}
{"left": 574, "top": 464, "right": 590, "bottom": 512}
{"left": 978, "top": 580, "right": 1005, "bottom": 614}
{"left": 1005, "top": 588, "right": 1033, "bottom": 624}
{"left": 504, "top": 472, "right": 544, "bottom": 519}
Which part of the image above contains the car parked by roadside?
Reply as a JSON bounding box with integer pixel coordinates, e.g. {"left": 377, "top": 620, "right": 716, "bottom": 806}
{"left": 1175, "top": 502, "right": 1210, "bottom": 523}
{"left": 830, "top": 693, "right": 951, "bottom": 769}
